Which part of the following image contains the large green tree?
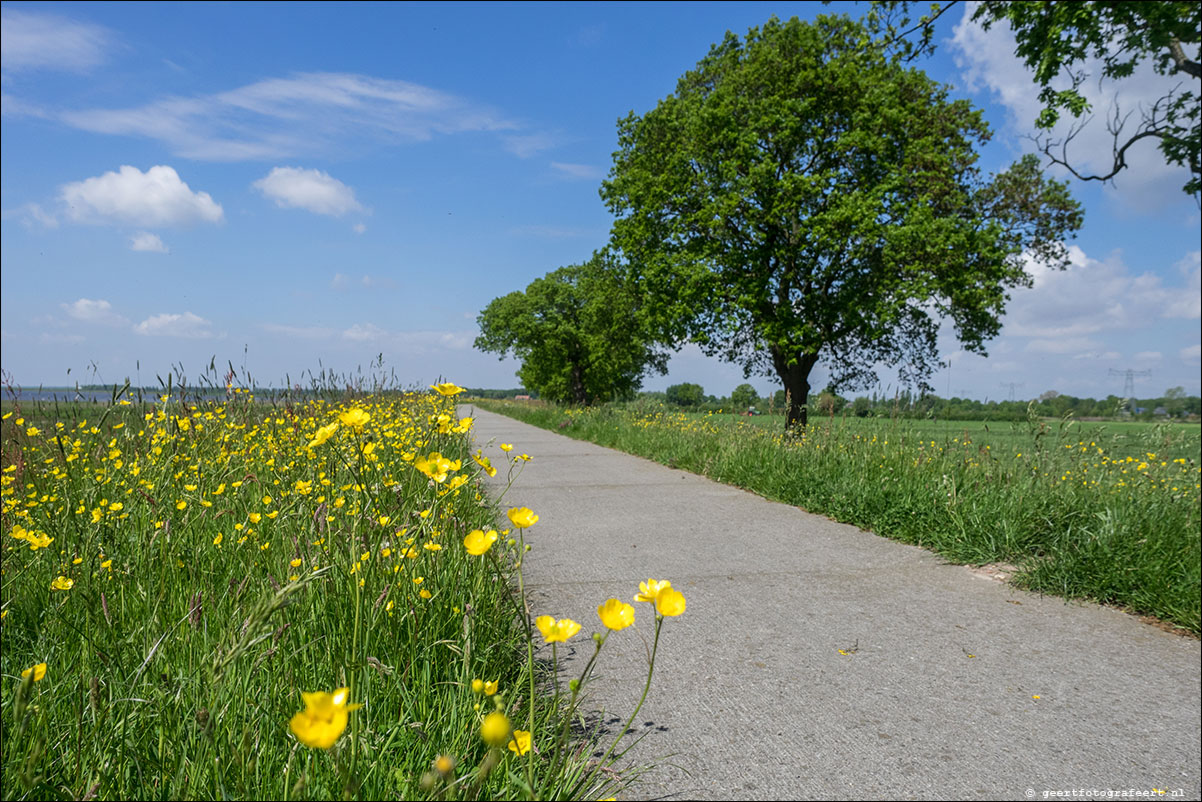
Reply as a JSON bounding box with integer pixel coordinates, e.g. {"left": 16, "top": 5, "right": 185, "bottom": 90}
{"left": 601, "top": 14, "right": 1082, "bottom": 429}
{"left": 475, "top": 255, "right": 668, "bottom": 405}
{"left": 874, "top": 1, "right": 1201, "bottom": 197}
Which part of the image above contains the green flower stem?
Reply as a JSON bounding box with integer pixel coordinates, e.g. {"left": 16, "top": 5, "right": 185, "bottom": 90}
{"left": 541, "top": 632, "right": 607, "bottom": 798}
{"left": 513, "top": 532, "right": 536, "bottom": 798}
{"left": 586, "top": 616, "right": 662, "bottom": 789}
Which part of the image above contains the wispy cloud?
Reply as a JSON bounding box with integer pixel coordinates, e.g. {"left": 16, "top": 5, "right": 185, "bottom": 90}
{"left": 261, "top": 323, "right": 336, "bottom": 340}
{"left": 1, "top": 202, "right": 59, "bottom": 229}
{"left": 60, "top": 165, "right": 224, "bottom": 228}
{"left": 503, "top": 132, "right": 559, "bottom": 159}
{"left": 550, "top": 161, "right": 603, "bottom": 180}
{"left": 508, "top": 224, "right": 602, "bottom": 239}
{"left": 331, "top": 273, "right": 396, "bottom": 290}
{"left": 59, "top": 72, "right": 517, "bottom": 161}
{"left": 252, "top": 166, "right": 365, "bottom": 216}
{"left": 1, "top": 9, "right": 114, "bottom": 73}
{"left": 262, "top": 320, "right": 472, "bottom": 352}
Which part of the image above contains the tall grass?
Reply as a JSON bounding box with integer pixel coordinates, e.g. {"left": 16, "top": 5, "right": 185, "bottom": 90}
{"left": 1, "top": 388, "right": 651, "bottom": 800}
{"left": 475, "top": 400, "right": 1201, "bottom": 634}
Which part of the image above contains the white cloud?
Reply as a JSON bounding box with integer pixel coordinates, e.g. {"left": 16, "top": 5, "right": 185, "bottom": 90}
{"left": 352, "top": 223, "right": 367, "bottom": 234}
{"left": 1133, "top": 351, "right": 1163, "bottom": 362}
{"left": 342, "top": 323, "right": 386, "bottom": 342}
{"left": 129, "top": 231, "right": 168, "bottom": 253}
{"left": 1005, "top": 245, "right": 1200, "bottom": 342}
{"left": 60, "top": 165, "right": 223, "bottom": 228}
{"left": 61, "top": 72, "right": 516, "bottom": 161}
{"left": 134, "top": 312, "right": 216, "bottom": 339}
{"left": 1182, "top": 344, "right": 1202, "bottom": 366}
{"left": 62, "top": 298, "right": 129, "bottom": 327}
{"left": 550, "top": 161, "right": 603, "bottom": 180}
{"left": 252, "top": 167, "right": 364, "bottom": 217}
{"left": 1164, "top": 251, "right": 1201, "bottom": 318}
{"left": 1, "top": 9, "right": 112, "bottom": 73}
{"left": 950, "top": 5, "right": 1194, "bottom": 211}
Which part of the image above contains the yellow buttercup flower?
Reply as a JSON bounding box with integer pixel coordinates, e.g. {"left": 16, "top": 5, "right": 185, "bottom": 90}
{"left": 338, "top": 408, "right": 371, "bottom": 430}
{"left": 500, "top": 443, "right": 513, "bottom": 452}
{"left": 21, "top": 662, "right": 47, "bottom": 682}
{"left": 634, "top": 579, "right": 671, "bottom": 603}
{"left": 430, "top": 383, "right": 465, "bottom": 397}
{"left": 597, "top": 598, "right": 635, "bottom": 630}
{"left": 483, "top": 680, "right": 499, "bottom": 696}
{"left": 655, "top": 586, "right": 686, "bottom": 617}
{"left": 289, "top": 687, "right": 362, "bottom": 749}
{"left": 507, "top": 507, "right": 538, "bottom": 528}
{"left": 508, "top": 730, "right": 532, "bottom": 756}
{"left": 307, "top": 422, "right": 339, "bottom": 449}
{"left": 535, "top": 615, "right": 581, "bottom": 643}
{"left": 463, "top": 529, "right": 498, "bottom": 556}
{"left": 480, "top": 711, "right": 511, "bottom": 747}
{"left": 51, "top": 576, "right": 74, "bottom": 591}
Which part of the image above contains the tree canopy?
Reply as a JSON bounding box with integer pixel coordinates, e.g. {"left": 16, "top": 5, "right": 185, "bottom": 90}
{"left": 601, "top": 14, "right": 1082, "bottom": 428}
{"left": 873, "top": 1, "right": 1201, "bottom": 197}
{"left": 474, "top": 255, "right": 668, "bottom": 405}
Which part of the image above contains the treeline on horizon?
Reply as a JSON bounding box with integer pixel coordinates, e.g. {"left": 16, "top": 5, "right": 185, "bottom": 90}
{"left": 468, "top": 385, "right": 1202, "bottom": 422}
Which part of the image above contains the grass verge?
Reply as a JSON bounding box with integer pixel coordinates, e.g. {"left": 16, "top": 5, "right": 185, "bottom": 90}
{"left": 1, "top": 390, "right": 643, "bottom": 800}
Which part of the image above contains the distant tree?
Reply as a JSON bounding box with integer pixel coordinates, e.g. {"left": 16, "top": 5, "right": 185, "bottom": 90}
{"left": 873, "top": 1, "right": 1201, "bottom": 197}
{"left": 815, "top": 388, "right": 848, "bottom": 416}
{"left": 475, "top": 255, "right": 668, "bottom": 405}
{"left": 665, "top": 382, "right": 706, "bottom": 408}
{"left": 602, "top": 15, "right": 1082, "bottom": 429}
{"left": 731, "top": 383, "right": 759, "bottom": 411}
{"left": 1163, "top": 385, "right": 1187, "bottom": 417}
{"left": 851, "top": 396, "right": 873, "bottom": 418}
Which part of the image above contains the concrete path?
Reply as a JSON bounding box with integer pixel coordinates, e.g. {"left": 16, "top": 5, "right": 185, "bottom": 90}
{"left": 464, "top": 406, "right": 1201, "bottom": 801}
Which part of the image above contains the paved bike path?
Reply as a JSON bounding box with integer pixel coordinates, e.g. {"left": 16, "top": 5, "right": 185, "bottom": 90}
{"left": 464, "top": 406, "right": 1201, "bottom": 801}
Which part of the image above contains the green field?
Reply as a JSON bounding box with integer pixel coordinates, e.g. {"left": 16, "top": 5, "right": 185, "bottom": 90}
{"left": 475, "top": 400, "right": 1202, "bottom": 635}
{"left": 682, "top": 409, "right": 1202, "bottom": 462}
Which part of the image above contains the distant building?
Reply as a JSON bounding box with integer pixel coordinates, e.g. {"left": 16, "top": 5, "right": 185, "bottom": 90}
{"left": 514, "top": 395, "right": 531, "bottom": 401}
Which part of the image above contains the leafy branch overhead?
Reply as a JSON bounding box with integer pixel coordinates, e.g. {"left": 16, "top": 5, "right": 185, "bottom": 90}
{"left": 872, "top": 1, "right": 1201, "bottom": 197}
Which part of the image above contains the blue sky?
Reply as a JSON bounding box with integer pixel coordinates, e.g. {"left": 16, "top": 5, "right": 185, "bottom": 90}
{"left": 2, "top": 1, "right": 1199, "bottom": 401}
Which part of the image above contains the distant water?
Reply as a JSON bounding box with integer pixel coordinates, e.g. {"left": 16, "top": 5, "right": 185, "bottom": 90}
{"left": 3, "top": 388, "right": 253, "bottom": 403}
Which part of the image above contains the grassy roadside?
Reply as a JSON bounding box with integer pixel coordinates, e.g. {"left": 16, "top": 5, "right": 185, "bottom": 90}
{"left": 0, "top": 391, "right": 626, "bottom": 800}
{"left": 473, "top": 400, "right": 1201, "bottom": 635}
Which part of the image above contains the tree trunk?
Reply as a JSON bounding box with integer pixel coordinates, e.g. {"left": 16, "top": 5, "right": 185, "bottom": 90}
{"left": 773, "top": 350, "right": 819, "bottom": 431}
{"left": 570, "top": 362, "right": 589, "bottom": 405}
